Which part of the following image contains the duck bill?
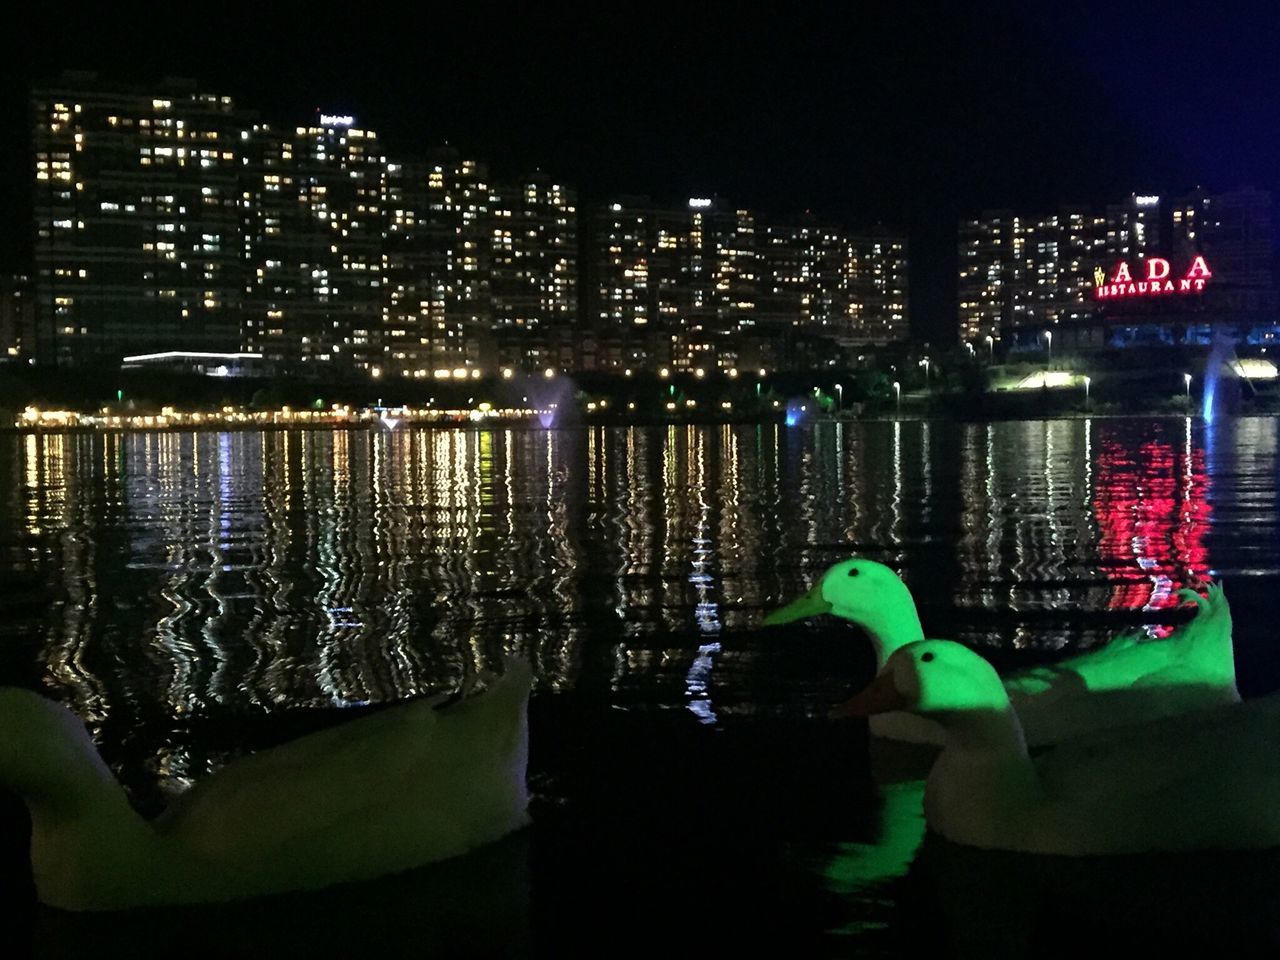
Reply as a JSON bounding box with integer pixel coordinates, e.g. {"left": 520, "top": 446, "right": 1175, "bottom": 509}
{"left": 762, "top": 584, "right": 832, "bottom": 626}
{"left": 829, "top": 672, "right": 908, "bottom": 719}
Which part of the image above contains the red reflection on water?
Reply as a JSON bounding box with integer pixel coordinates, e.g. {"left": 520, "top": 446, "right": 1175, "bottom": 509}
{"left": 1093, "top": 429, "right": 1210, "bottom": 615}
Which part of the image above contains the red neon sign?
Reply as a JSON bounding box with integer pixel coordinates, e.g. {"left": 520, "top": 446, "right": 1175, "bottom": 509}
{"left": 1094, "top": 256, "right": 1212, "bottom": 300}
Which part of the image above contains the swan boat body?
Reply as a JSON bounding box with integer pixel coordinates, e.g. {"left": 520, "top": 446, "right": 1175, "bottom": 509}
{"left": 834, "top": 590, "right": 1280, "bottom": 855}
{"left": 7, "top": 659, "right": 531, "bottom": 911}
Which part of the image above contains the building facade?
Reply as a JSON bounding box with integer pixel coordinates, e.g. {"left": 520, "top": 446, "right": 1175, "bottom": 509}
{"left": 0, "top": 275, "right": 36, "bottom": 362}
{"left": 243, "top": 115, "right": 384, "bottom": 374}
{"left": 490, "top": 173, "right": 579, "bottom": 370}
{"left": 957, "top": 189, "right": 1276, "bottom": 351}
{"left": 594, "top": 199, "right": 909, "bottom": 373}
{"left": 32, "top": 74, "right": 908, "bottom": 378}
{"left": 32, "top": 75, "right": 249, "bottom": 366}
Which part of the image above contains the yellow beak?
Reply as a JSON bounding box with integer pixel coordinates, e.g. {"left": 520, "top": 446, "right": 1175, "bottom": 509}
{"left": 761, "top": 583, "right": 833, "bottom": 626}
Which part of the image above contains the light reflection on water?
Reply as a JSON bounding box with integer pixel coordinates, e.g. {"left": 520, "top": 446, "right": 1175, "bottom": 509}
{"left": 2, "top": 416, "right": 1280, "bottom": 954}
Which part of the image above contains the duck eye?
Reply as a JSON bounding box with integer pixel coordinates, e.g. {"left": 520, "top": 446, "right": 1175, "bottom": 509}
{"left": 847, "top": 568, "right": 860, "bottom": 578}
{"left": 921, "top": 652, "right": 935, "bottom": 663}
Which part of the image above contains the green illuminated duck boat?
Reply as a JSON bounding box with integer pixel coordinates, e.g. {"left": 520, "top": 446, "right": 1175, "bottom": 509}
{"left": 764, "top": 559, "right": 1238, "bottom": 745}
{"left": 832, "top": 588, "right": 1280, "bottom": 854}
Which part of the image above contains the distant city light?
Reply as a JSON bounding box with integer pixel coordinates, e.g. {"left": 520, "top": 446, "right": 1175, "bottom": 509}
{"left": 1231, "top": 358, "right": 1279, "bottom": 380}
{"left": 122, "top": 350, "right": 263, "bottom": 363}
{"left": 1014, "top": 370, "right": 1078, "bottom": 390}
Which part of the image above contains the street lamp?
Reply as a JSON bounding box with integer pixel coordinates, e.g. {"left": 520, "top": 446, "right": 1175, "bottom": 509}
{"left": 1043, "top": 330, "right": 1053, "bottom": 366}
{"left": 1084, "top": 375, "right": 1091, "bottom": 405}
{"left": 893, "top": 380, "right": 901, "bottom": 416}
{"left": 985, "top": 334, "right": 995, "bottom": 361}
{"left": 1184, "top": 372, "right": 1192, "bottom": 401}
{"left": 835, "top": 383, "right": 843, "bottom": 411}
{"left": 965, "top": 342, "right": 975, "bottom": 357}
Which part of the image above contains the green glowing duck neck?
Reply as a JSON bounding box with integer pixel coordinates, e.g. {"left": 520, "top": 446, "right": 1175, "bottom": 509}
{"left": 834, "top": 595, "right": 925, "bottom": 669}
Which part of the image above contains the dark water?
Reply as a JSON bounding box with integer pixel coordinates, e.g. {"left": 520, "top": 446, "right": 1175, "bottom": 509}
{"left": 2, "top": 417, "right": 1280, "bottom": 957}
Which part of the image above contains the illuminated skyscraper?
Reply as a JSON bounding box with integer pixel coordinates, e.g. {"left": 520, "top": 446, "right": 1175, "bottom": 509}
{"left": 679, "top": 198, "right": 757, "bottom": 371}
{"left": 31, "top": 74, "right": 248, "bottom": 365}
{"left": 490, "top": 173, "right": 577, "bottom": 331}
{"left": 243, "top": 114, "right": 384, "bottom": 373}
{"left": 759, "top": 219, "right": 908, "bottom": 347}
{"left": 957, "top": 210, "right": 1015, "bottom": 345}
{"left": 0, "top": 274, "right": 35, "bottom": 362}
{"left": 845, "top": 230, "right": 909, "bottom": 345}
{"left": 1171, "top": 187, "right": 1272, "bottom": 312}
{"left": 958, "top": 188, "right": 1275, "bottom": 350}
{"left": 1105, "top": 193, "right": 1162, "bottom": 263}
{"left": 381, "top": 157, "right": 440, "bottom": 376}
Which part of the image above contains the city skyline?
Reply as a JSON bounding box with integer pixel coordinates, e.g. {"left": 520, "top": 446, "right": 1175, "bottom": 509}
{"left": 24, "top": 74, "right": 910, "bottom": 374}
{"left": 4, "top": 4, "right": 1278, "bottom": 345}
{"left": 11, "top": 64, "right": 1274, "bottom": 373}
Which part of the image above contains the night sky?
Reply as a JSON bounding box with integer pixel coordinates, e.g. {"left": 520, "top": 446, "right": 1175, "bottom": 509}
{"left": 3, "top": 3, "right": 1276, "bottom": 343}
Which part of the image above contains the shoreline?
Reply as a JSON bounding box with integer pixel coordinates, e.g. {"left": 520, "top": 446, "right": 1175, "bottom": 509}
{"left": 5, "top": 408, "right": 1272, "bottom": 435}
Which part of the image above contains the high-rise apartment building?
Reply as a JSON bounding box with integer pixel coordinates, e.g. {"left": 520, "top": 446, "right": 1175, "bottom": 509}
{"left": 1171, "top": 187, "right": 1272, "bottom": 310}
{"left": 957, "top": 211, "right": 1014, "bottom": 344}
{"left": 0, "top": 275, "right": 36, "bottom": 362}
{"left": 758, "top": 219, "right": 908, "bottom": 346}
{"left": 243, "top": 114, "right": 384, "bottom": 373}
{"left": 32, "top": 74, "right": 249, "bottom": 366}
{"left": 595, "top": 200, "right": 907, "bottom": 371}
{"left": 846, "top": 230, "right": 909, "bottom": 345}
{"left": 757, "top": 219, "right": 847, "bottom": 334}
{"left": 32, "top": 73, "right": 914, "bottom": 377}
{"left": 958, "top": 188, "right": 1275, "bottom": 350}
{"left": 490, "top": 173, "right": 577, "bottom": 331}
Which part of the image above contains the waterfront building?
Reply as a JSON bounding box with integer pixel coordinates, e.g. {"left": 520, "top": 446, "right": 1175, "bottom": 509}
{"left": 845, "top": 229, "right": 909, "bottom": 345}
{"left": 759, "top": 219, "right": 908, "bottom": 348}
{"left": 419, "top": 148, "right": 494, "bottom": 374}
{"left": 381, "top": 156, "right": 442, "bottom": 376}
{"left": 957, "top": 188, "right": 1276, "bottom": 352}
{"left": 1172, "top": 187, "right": 1272, "bottom": 309}
{"left": 490, "top": 173, "right": 578, "bottom": 367}
{"left": 31, "top": 73, "right": 249, "bottom": 366}
{"left": 33, "top": 73, "right": 916, "bottom": 379}
{"left": 597, "top": 200, "right": 907, "bottom": 373}
{"left": 243, "top": 114, "right": 384, "bottom": 374}
{"left": 957, "top": 210, "right": 1014, "bottom": 344}
{"left": 0, "top": 274, "right": 36, "bottom": 362}
{"left": 591, "top": 197, "right": 702, "bottom": 371}
{"left": 757, "top": 219, "right": 849, "bottom": 337}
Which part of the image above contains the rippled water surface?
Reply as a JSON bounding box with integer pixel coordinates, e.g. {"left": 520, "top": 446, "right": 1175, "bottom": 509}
{"left": 3, "top": 417, "right": 1280, "bottom": 957}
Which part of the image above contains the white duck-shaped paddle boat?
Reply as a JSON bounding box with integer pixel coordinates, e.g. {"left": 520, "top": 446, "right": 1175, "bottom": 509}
{"left": 764, "top": 558, "right": 1238, "bottom": 746}
{"left": 832, "top": 589, "right": 1280, "bottom": 855}
{"left": 8, "top": 658, "right": 531, "bottom": 911}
